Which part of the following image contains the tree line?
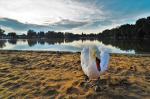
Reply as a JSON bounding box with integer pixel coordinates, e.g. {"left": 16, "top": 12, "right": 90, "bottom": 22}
{"left": 0, "top": 29, "right": 97, "bottom": 39}
{"left": 98, "top": 16, "right": 150, "bottom": 39}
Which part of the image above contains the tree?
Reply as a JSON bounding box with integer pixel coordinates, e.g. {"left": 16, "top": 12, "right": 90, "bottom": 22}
{"left": 135, "top": 18, "right": 150, "bottom": 38}
{"left": 27, "top": 30, "right": 37, "bottom": 38}
{"left": 0, "top": 28, "right": 5, "bottom": 37}
{"left": 8, "top": 32, "right": 17, "bottom": 38}
{"left": 99, "top": 16, "right": 150, "bottom": 39}
{"left": 37, "top": 31, "right": 45, "bottom": 38}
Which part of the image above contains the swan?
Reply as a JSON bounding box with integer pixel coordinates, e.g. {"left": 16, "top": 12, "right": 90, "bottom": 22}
{"left": 81, "top": 46, "right": 110, "bottom": 79}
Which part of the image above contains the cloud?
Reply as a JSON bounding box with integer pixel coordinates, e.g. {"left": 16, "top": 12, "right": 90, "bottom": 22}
{"left": 0, "top": 18, "right": 50, "bottom": 32}
{"left": 0, "top": 18, "right": 89, "bottom": 34}
{"left": 0, "top": 0, "right": 103, "bottom": 25}
{"left": 0, "top": 0, "right": 150, "bottom": 34}
{"left": 50, "top": 19, "right": 88, "bottom": 30}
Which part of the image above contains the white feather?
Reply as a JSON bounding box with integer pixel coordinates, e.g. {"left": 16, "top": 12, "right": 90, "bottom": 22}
{"left": 81, "top": 46, "right": 110, "bottom": 79}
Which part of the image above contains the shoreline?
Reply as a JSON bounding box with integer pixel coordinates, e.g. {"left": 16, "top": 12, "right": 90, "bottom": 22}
{"left": 0, "top": 50, "right": 150, "bottom": 98}
{"left": 1, "top": 50, "right": 150, "bottom": 56}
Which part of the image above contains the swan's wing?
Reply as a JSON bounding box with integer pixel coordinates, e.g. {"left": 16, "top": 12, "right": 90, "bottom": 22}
{"left": 98, "top": 47, "right": 110, "bottom": 72}
{"left": 81, "top": 46, "right": 101, "bottom": 78}
{"left": 81, "top": 47, "right": 89, "bottom": 68}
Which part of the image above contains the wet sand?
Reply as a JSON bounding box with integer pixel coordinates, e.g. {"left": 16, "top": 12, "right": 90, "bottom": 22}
{"left": 0, "top": 51, "right": 150, "bottom": 99}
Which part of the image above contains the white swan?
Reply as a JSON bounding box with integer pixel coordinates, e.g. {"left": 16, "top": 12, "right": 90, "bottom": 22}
{"left": 81, "top": 46, "right": 110, "bottom": 79}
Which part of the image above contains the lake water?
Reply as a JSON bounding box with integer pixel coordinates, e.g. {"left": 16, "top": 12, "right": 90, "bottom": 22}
{"left": 0, "top": 39, "right": 149, "bottom": 54}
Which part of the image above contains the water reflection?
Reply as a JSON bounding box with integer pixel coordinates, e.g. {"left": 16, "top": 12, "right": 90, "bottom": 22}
{"left": 0, "top": 39, "right": 149, "bottom": 54}
{"left": 28, "top": 39, "right": 37, "bottom": 47}
{"left": 8, "top": 39, "right": 17, "bottom": 45}
{"left": 0, "top": 39, "right": 6, "bottom": 48}
{"left": 101, "top": 39, "right": 150, "bottom": 54}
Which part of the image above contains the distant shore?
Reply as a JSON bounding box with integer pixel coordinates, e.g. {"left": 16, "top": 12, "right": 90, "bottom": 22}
{"left": 1, "top": 50, "right": 150, "bottom": 56}
{"left": 0, "top": 50, "right": 150, "bottom": 98}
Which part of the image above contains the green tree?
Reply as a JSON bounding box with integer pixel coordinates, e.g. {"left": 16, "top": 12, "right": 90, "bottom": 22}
{"left": 27, "top": 30, "right": 37, "bottom": 38}
{"left": 8, "top": 32, "right": 17, "bottom": 38}
{"left": 0, "top": 28, "right": 5, "bottom": 37}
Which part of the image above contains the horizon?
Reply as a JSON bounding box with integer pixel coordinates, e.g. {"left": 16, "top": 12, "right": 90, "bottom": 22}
{"left": 0, "top": 0, "right": 150, "bottom": 34}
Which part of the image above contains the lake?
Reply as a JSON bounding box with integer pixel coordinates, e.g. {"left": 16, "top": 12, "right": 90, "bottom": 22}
{"left": 0, "top": 39, "right": 149, "bottom": 54}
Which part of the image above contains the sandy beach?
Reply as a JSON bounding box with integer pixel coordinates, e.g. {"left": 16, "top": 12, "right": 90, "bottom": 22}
{"left": 0, "top": 51, "right": 150, "bottom": 99}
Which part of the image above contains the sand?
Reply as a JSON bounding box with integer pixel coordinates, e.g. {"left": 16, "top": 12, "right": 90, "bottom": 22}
{"left": 0, "top": 51, "right": 150, "bottom": 99}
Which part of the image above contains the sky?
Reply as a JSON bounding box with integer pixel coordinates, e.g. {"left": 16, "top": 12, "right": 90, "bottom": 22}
{"left": 0, "top": 0, "right": 150, "bottom": 34}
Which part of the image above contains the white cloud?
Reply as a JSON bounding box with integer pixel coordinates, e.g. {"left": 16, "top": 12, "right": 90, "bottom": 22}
{"left": 63, "top": 22, "right": 122, "bottom": 34}
{"left": 0, "top": 0, "right": 103, "bottom": 25}
{"left": 0, "top": 0, "right": 149, "bottom": 34}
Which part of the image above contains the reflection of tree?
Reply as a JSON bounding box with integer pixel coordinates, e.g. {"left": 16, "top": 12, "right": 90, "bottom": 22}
{"left": 0, "top": 40, "right": 6, "bottom": 48}
{"left": 65, "top": 38, "right": 76, "bottom": 43}
{"left": 22, "top": 39, "right": 27, "bottom": 42}
{"left": 8, "top": 39, "right": 17, "bottom": 45}
{"left": 1, "top": 37, "right": 149, "bottom": 54}
{"left": 64, "top": 38, "right": 96, "bottom": 43}
{"left": 45, "top": 38, "right": 64, "bottom": 44}
{"left": 100, "top": 39, "right": 150, "bottom": 53}
{"left": 27, "top": 39, "right": 37, "bottom": 47}
{"left": 38, "top": 39, "right": 45, "bottom": 45}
